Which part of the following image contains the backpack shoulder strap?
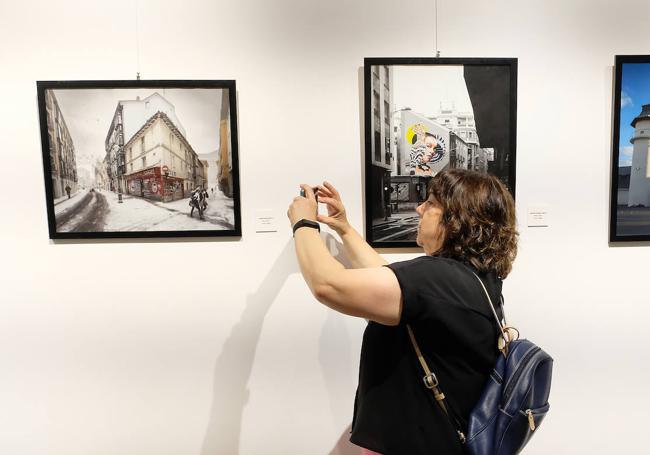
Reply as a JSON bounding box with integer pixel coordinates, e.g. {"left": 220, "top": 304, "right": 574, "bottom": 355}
{"left": 469, "top": 270, "right": 519, "bottom": 355}
{"left": 469, "top": 271, "right": 507, "bottom": 336}
{"left": 406, "top": 324, "right": 467, "bottom": 444}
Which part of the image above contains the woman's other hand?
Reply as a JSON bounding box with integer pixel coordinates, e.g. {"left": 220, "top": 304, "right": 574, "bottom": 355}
{"left": 288, "top": 184, "right": 318, "bottom": 225}
{"left": 316, "top": 181, "right": 350, "bottom": 235}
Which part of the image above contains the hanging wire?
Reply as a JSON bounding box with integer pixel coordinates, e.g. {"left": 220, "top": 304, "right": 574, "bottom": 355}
{"left": 135, "top": 0, "right": 141, "bottom": 80}
{"left": 435, "top": 0, "right": 440, "bottom": 57}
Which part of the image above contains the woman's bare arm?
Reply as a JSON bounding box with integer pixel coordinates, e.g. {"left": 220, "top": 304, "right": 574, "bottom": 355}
{"left": 289, "top": 185, "right": 401, "bottom": 325}
{"left": 294, "top": 228, "right": 401, "bottom": 325}
{"left": 317, "top": 182, "right": 388, "bottom": 269}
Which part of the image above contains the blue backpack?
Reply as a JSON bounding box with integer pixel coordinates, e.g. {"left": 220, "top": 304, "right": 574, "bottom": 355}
{"left": 406, "top": 273, "right": 553, "bottom": 454}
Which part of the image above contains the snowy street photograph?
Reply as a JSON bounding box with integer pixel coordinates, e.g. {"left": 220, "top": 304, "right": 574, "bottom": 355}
{"left": 365, "top": 59, "right": 516, "bottom": 246}
{"left": 54, "top": 187, "right": 235, "bottom": 233}
{"left": 37, "top": 81, "right": 240, "bottom": 238}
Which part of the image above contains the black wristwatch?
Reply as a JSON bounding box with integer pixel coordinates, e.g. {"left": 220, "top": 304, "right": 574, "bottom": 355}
{"left": 292, "top": 219, "right": 320, "bottom": 236}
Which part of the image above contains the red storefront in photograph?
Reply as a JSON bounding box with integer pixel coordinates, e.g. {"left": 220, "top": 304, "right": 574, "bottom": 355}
{"left": 126, "top": 166, "right": 185, "bottom": 202}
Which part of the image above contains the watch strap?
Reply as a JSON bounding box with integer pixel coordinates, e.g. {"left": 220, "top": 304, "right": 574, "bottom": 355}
{"left": 292, "top": 219, "right": 320, "bottom": 236}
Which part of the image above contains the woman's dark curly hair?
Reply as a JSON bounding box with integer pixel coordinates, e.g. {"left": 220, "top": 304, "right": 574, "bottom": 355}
{"left": 428, "top": 169, "right": 518, "bottom": 278}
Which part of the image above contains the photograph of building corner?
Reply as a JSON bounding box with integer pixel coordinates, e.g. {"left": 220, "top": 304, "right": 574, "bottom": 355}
{"left": 612, "top": 56, "right": 650, "bottom": 241}
{"left": 38, "top": 81, "right": 241, "bottom": 238}
{"left": 365, "top": 58, "right": 517, "bottom": 246}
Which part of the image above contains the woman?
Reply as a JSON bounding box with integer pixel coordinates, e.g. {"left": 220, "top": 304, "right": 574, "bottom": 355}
{"left": 287, "top": 169, "right": 518, "bottom": 455}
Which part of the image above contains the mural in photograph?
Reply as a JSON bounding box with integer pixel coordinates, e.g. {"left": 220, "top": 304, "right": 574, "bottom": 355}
{"left": 364, "top": 58, "right": 517, "bottom": 247}
{"left": 610, "top": 56, "right": 650, "bottom": 242}
{"left": 37, "top": 80, "right": 241, "bottom": 239}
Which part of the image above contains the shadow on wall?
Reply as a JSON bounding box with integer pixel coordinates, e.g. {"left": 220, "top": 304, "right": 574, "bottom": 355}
{"left": 200, "top": 240, "right": 299, "bottom": 455}
{"left": 201, "top": 234, "right": 362, "bottom": 454}
{"left": 322, "top": 233, "right": 362, "bottom": 455}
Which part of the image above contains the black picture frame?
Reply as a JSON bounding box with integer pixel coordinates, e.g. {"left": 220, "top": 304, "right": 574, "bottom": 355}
{"left": 37, "top": 79, "right": 241, "bottom": 240}
{"left": 609, "top": 55, "right": 650, "bottom": 242}
{"left": 364, "top": 57, "right": 518, "bottom": 248}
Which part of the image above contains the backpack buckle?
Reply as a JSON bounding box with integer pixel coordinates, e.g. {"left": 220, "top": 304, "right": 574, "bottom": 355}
{"left": 423, "top": 373, "right": 439, "bottom": 389}
{"left": 498, "top": 325, "right": 520, "bottom": 356}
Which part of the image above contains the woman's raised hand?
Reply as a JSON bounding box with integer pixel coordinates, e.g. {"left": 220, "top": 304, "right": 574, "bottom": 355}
{"left": 316, "top": 181, "right": 350, "bottom": 235}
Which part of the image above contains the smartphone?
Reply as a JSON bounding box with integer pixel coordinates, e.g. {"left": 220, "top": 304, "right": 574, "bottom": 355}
{"left": 300, "top": 187, "right": 319, "bottom": 201}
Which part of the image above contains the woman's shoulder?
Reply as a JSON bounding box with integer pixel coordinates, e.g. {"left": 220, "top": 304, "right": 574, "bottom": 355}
{"left": 389, "top": 255, "right": 502, "bottom": 323}
{"left": 388, "top": 255, "right": 483, "bottom": 290}
{"left": 414, "top": 256, "right": 501, "bottom": 280}
{"left": 391, "top": 256, "right": 504, "bottom": 293}
{"left": 390, "top": 255, "right": 473, "bottom": 273}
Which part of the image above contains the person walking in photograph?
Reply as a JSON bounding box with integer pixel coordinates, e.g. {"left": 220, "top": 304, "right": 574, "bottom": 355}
{"left": 189, "top": 186, "right": 209, "bottom": 220}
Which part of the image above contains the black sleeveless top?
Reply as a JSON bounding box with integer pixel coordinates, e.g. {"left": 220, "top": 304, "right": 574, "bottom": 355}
{"left": 349, "top": 256, "right": 503, "bottom": 455}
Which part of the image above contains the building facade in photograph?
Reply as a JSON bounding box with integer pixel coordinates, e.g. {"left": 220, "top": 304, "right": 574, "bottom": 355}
{"left": 122, "top": 111, "right": 203, "bottom": 202}
{"left": 388, "top": 109, "right": 486, "bottom": 213}
{"left": 94, "top": 158, "right": 109, "bottom": 191}
{"left": 75, "top": 150, "right": 95, "bottom": 190}
{"left": 473, "top": 147, "right": 488, "bottom": 173}
{"left": 200, "top": 160, "right": 209, "bottom": 189}
{"left": 431, "top": 108, "right": 489, "bottom": 172}
{"left": 193, "top": 157, "right": 207, "bottom": 189}
{"left": 105, "top": 92, "right": 187, "bottom": 195}
{"left": 101, "top": 155, "right": 111, "bottom": 191}
{"left": 105, "top": 104, "right": 125, "bottom": 193}
{"left": 449, "top": 131, "right": 469, "bottom": 170}
{"left": 197, "top": 150, "right": 220, "bottom": 193}
{"left": 390, "top": 110, "right": 451, "bottom": 211}
{"left": 618, "top": 165, "right": 631, "bottom": 206}
{"left": 217, "top": 92, "right": 233, "bottom": 198}
{"left": 45, "top": 90, "right": 78, "bottom": 198}
{"left": 628, "top": 104, "right": 650, "bottom": 207}
{"left": 370, "top": 65, "right": 394, "bottom": 219}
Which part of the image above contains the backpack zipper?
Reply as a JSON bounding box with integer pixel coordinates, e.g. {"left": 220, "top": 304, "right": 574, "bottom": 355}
{"left": 525, "top": 409, "right": 536, "bottom": 431}
{"left": 502, "top": 345, "right": 541, "bottom": 403}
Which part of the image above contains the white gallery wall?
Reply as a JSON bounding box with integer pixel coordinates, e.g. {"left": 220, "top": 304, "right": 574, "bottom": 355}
{"left": 0, "top": 0, "right": 648, "bottom": 453}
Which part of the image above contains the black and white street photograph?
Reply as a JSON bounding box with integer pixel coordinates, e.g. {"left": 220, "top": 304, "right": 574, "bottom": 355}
{"left": 364, "top": 58, "right": 517, "bottom": 247}
{"left": 610, "top": 56, "right": 650, "bottom": 242}
{"left": 37, "top": 81, "right": 241, "bottom": 239}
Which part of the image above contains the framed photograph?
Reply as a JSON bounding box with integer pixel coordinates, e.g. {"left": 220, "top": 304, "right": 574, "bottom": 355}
{"left": 610, "top": 55, "right": 650, "bottom": 242}
{"left": 37, "top": 80, "right": 241, "bottom": 239}
{"left": 364, "top": 58, "right": 517, "bottom": 248}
